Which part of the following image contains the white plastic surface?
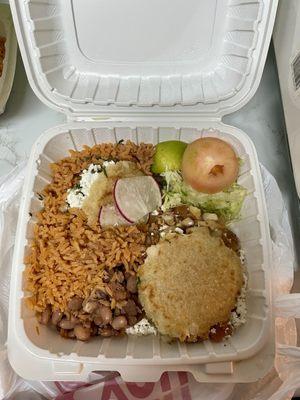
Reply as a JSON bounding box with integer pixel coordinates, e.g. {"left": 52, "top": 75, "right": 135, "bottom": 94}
{"left": 0, "top": 4, "right": 17, "bottom": 115}
{"left": 8, "top": 121, "right": 272, "bottom": 382}
{"left": 9, "top": 0, "right": 277, "bottom": 117}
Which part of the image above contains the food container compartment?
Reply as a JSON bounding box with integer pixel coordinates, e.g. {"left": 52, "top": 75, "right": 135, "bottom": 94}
{"left": 8, "top": 120, "right": 272, "bottom": 382}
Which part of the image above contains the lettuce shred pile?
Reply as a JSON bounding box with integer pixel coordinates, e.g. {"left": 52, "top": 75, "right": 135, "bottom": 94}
{"left": 161, "top": 171, "right": 247, "bottom": 222}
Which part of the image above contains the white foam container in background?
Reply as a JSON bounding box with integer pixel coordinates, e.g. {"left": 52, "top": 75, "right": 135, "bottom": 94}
{"left": 8, "top": 0, "right": 278, "bottom": 383}
{"left": 0, "top": 4, "right": 17, "bottom": 114}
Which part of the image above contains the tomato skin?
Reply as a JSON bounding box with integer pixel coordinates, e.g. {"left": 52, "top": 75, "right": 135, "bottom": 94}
{"left": 181, "top": 137, "right": 239, "bottom": 194}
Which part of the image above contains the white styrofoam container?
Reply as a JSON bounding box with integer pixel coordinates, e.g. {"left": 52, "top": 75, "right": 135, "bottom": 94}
{"left": 8, "top": 0, "right": 277, "bottom": 383}
{"left": 0, "top": 4, "right": 17, "bottom": 114}
{"left": 273, "top": 0, "right": 300, "bottom": 197}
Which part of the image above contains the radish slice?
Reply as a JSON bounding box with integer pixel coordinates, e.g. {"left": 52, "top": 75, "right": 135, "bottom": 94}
{"left": 99, "top": 204, "right": 130, "bottom": 227}
{"left": 114, "top": 176, "right": 162, "bottom": 223}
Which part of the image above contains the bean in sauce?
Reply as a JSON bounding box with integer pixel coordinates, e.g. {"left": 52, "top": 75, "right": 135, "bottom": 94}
{"left": 126, "top": 275, "right": 137, "bottom": 294}
{"left": 98, "top": 306, "right": 112, "bottom": 324}
{"left": 51, "top": 310, "right": 63, "bottom": 325}
{"left": 74, "top": 325, "right": 91, "bottom": 341}
{"left": 67, "top": 296, "right": 83, "bottom": 311}
{"left": 59, "top": 319, "right": 76, "bottom": 330}
{"left": 111, "top": 316, "right": 127, "bottom": 330}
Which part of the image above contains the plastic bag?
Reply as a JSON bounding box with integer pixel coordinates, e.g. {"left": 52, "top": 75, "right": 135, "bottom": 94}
{"left": 0, "top": 164, "right": 298, "bottom": 400}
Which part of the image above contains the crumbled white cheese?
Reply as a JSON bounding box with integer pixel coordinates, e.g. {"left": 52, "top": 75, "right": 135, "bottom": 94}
{"left": 126, "top": 318, "right": 157, "bottom": 336}
{"left": 174, "top": 227, "right": 184, "bottom": 234}
{"left": 230, "top": 273, "right": 247, "bottom": 329}
{"left": 79, "top": 164, "right": 102, "bottom": 195}
{"left": 66, "top": 189, "right": 84, "bottom": 209}
{"left": 66, "top": 163, "right": 103, "bottom": 208}
{"left": 159, "top": 224, "right": 169, "bottom": 231}
{"left": 103, "top": 160, "right": 115, "bottom": 167}
{"left": 239, "top": 249, "right": 246, "bottom": 265}
{"left": 151, "top": 210, "right": 159, "bottom": 216}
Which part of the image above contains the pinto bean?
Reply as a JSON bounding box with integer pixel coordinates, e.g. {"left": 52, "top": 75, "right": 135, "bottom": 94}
{"left": 67, "top": 296, "right": 83, "bottom": 311}
{"left": 51, "top": 310, "right": 63, "bottom": 325}
{"left": 97, "top": 306, "right": 112, "bottom": 324}
{"left": 108, "top": 282, "right": 127, "bottom": 301}
{"left": 123, "top": 299, "right": 137, "bottom": 316}
{"left": 59, "top": 319, "right": 76, "bottom": 330}
{"left": 111, "top": 316, "right": 127, "bottom": 330}
{"left": 94, "top": 316, "right": 103, "bottom": 326}
{"left": 100, "top": 328, "right": 114, "bottom": 337}
{"left": 126, "top": 276, "right": 137, "bottom": 294}
{"left": 74, "top": 325, "right": 91, "bottom": 341}
{"left": 181, "top": 217, "right": 194, "bottom": 228}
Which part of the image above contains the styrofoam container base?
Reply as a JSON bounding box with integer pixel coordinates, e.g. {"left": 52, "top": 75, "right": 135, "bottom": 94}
{"left": 8, "top": 120, "right": 272, "bottom": 382}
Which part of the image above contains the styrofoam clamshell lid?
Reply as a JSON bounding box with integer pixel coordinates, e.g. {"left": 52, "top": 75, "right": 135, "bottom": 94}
{"left": 10, "top": 0, "right": 277, "bottom": 118}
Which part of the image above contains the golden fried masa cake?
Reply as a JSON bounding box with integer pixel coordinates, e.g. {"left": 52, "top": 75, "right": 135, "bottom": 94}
{"left": 138, "top": 227, "right": 243, "bottom": 342}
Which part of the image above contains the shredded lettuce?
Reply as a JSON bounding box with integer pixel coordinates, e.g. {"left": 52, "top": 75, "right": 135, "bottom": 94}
{"left": 161, "top": 171, "right": 247, "bottom": 222}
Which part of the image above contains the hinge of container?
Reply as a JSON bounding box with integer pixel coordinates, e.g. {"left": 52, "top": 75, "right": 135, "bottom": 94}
{"left": 67, "top": 113, "right": 223, "bottom": 124}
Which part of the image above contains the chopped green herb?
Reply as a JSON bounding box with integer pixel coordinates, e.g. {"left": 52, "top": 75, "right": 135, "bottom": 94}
{"left": 102, "top": 165, "right": 108, "bottom": 177}
{"left": 137, "top": 277, "right": 141, "bottom": 285}
{"left": 83, "top": 156, "right": 91, "bottom": 161}
{"left": 73, "top": 183, "right": 81, "bottom": 190}
{"left": 117, "top": 139, "right": 124, "bottom": 145}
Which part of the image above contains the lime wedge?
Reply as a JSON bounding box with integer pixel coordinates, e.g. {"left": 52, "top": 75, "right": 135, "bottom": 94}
{"left": 151, "top": 141, "right": 187, "bottom": 174}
